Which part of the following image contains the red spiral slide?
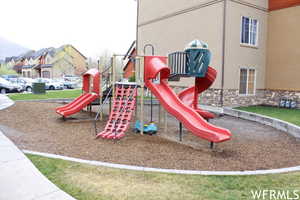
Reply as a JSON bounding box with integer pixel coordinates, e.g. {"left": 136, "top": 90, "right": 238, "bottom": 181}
{"left": 178, "top": 67, "right": 217, "bottom": 120}
{"left": 144, "top": 56, "right": 231, "bottom": 143}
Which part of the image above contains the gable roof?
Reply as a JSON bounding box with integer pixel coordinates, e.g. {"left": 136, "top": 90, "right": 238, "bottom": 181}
{"left": 58, "top": 44, "right": 87, "bottom": 59}
{"left": 123, "top": 41, "right": 136, "bottom": 60}
{"left": 123, "top": 41, "right": 136, "bottom": 71}
{"left": 3, "top": 44, "right": 85, "bottom": 64}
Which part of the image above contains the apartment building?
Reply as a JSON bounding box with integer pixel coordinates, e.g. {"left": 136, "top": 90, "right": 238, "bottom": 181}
{"left": 137, "top": 0, "right": 300, "bottom": 107}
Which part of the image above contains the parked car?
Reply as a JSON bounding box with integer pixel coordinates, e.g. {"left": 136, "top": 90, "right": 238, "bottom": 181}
{"left": 63, "top": 75, "right": 80, "bottom": 82}
{"left": 0, "top": 77, "right": 23, "bottom": 94}
{"left": 34, "top": 78, "right": 64, "bottom": 90}
{"left": 18, "top": 78, "right": 35, "bottom": 92}
{"left": 55, "top": 78, "right": 78, "bottom": 89}
{"left": 3, "top": 77, "right": 34, "bottom": 93}
{"left": 1, "top": 74, "right": 19, "bottom": 81}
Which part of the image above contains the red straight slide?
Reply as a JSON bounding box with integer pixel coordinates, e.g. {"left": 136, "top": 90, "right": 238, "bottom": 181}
{"left": 178, "top": 67, "right": 217, "bottom": 120}
{"left": 56, "top": 93, "right": 98, "bottom": 117}
{"left": 144, "top": 56, "right": 231, "bottom": 143}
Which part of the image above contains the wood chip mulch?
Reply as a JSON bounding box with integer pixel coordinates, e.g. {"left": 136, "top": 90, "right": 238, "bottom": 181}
{"left": 0, "top": 102, "right": 300, "bottom": 171}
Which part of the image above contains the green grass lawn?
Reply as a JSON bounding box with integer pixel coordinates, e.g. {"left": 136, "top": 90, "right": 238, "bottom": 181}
{"left": 8, "top": 89, "right": 82, "bottom": 101}
{"left": 27, "top": 154, "right": 300, "bottom": 200}
{"left": 236, "top": 105, "right": 300, "bottom": 126}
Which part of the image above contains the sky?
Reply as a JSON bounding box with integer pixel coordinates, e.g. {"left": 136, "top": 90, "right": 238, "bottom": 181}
{"left": 0, "top": 0, "right": 137, "bottom": 58}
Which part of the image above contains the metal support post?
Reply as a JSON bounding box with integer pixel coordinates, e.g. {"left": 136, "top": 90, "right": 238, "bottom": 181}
{"left": 210, "top": 142, "right": 214, "bottom": 149}
{"left": 179, "top": 122, "right": 183, "bottom": 141}
{"left": 139, "top": 57, "right": 144, "bottom": 135}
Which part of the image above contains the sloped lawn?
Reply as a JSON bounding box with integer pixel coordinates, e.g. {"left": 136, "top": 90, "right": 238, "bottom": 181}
{"left": 27, "top": 154, "right": 300, "bottom": 200}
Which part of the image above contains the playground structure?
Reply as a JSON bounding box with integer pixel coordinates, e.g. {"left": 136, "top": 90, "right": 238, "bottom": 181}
{"left": 56, "top": 68, "right": 100, "bottom": 118}
{"left": 56, "top": 40, "right": 232, "bottom": 147}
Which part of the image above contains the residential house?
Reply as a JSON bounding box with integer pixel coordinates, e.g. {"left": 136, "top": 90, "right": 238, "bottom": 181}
{"left": 136, "top": 0, "right": 300, "bottom": 107}
{"left": 63, "top": 44, "right": 87, "bottom": 75}
{"left": 21, "top": 48, "right": 56, "bottom": 78}
{"left": 18, "top": 45, "right": 87, "bottom": 79}
{"left": 123, "top": 41, "right": 136, "bottom": 79}
{"left": 4, "top": 57, "right": 17, "bottom": 69}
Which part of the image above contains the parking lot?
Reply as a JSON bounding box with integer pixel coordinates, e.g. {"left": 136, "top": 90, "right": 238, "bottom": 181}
{"left": 0, "top": 75, "right": 81, "bottom": 94}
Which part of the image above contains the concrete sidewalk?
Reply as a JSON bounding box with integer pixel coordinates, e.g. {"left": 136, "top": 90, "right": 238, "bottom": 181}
{"left": 0, "top": 94, "right": 76, "bottom": 200}
{"left": 0, "top": 94, "right": 14, "bottom": 110}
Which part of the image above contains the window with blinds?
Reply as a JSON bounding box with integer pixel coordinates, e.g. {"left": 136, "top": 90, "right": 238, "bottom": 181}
{"left": 239, "top": 68, "right": 256, "bottom": 95}
{"left": 241, "top": 16, "right": 258, "bottom": 46}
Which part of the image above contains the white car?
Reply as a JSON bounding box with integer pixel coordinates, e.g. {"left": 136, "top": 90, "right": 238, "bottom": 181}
{"left": 0, "top": 77, "right": 22, "bottom": 94}
{"left": 34, "top": 78, "right": 64, "bottom": 90}
{"left": 8, "top": 77, "right": 35, "bottom": 92}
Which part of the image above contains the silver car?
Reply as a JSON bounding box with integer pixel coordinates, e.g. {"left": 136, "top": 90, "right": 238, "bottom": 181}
{"left": 34, "top": 78, "right": 64, "bottom": 90}
{"left": 0, "top": 77, "right": 22, "bottom": 94}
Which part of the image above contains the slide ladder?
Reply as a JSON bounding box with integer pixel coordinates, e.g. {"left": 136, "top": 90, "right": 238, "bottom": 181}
{"left": 96, "top": 84, "right": 137, "bottom": 140}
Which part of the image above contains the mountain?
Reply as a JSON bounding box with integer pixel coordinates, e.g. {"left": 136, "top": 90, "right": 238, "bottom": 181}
{"left": 0, "top": 36, "right": 29, "bottom": 60}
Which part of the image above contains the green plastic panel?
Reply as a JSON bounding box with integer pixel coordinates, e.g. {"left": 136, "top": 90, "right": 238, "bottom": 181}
{"left": 185, "top": 48, "right": 211, "bottom": 77}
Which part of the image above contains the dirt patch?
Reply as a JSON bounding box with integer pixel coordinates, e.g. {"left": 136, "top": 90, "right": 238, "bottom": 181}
{"left": 1, "top": 102, "right": 300, "bottom": 171}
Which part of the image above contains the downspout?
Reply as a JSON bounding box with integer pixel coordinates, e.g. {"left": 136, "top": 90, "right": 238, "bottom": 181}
{"left": 220, "top": 0, "right": 227, "bottom": 107}
{"left": 135, "top": 0, "right": 139, "bottom": 54}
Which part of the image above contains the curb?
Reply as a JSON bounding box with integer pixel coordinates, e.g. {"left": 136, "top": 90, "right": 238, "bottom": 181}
{"left": 224, "top": 107, "right": 300, "bottom": 139}
{"left": 15, "top": 98, "right": 74, "bottom": 103}
{"left": 24, "top": 150, "right": 300, "bottom": 176}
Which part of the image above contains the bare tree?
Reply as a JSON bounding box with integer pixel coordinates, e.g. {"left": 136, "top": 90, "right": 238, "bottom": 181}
{"left": 98, "top": 49, "right": 113, "bottom": 70}
{"left": 87, "top": 57, "right": 98, "bottom": 69}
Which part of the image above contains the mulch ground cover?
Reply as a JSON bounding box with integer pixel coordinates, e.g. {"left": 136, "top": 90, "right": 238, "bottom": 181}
{"left": 1, "top": 102, "right": 300, "bottom": 171}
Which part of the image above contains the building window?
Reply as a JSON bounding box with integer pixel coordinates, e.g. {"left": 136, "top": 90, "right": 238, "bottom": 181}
{"left": 42, "top": 71, "right": 50, "bottom": 78}
{"left": 241, "top": 16, "right": 258, "bottom": 46}
{"left": 27, "top": 71, "right": 31, "bottom": 78}
{"left": 239, "top": 68, "right": 256, "bottom": 95}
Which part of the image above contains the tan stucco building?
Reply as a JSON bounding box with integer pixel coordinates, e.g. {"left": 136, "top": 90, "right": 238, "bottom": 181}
{"left": 20, "top": 45, "right": 87, "bottom": 79}
{"left": 266, "top": 7, "right": 300, "bottom": 91}
{"left": 137, "top": 0, "right": 300, "bottom": 107}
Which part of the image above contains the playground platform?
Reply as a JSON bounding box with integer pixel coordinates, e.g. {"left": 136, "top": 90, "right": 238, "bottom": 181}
{"left": 0, "top": 94, "right": 75, "bottom": 200}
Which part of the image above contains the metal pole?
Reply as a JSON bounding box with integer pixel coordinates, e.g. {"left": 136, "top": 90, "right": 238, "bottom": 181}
{"left": 135, "top": 0, "right": 139, "bottom": 55}
{"left": 111, "top": 55, "right": 116, "bottom": 116}
{"left": 99, "top": 58, "right": 104, "bottom": 121}
{"left": 164, "top": 110, "right": 167, "bottom": 133}
{"left": 158, "top": 104, "right": 161, "bottom": 128}
{"left": 210, "top": 142, "right": 214, "bottom": 149}
{"left": 143, "top": 44, "right": 155, "bottom": 122}
{"left": 150, "top": 92, "right": 153, "bottom": 122}
{"left": 140, "top": 57, "right": 144, "bottom": 135}
{"left": 220, "top": 0, "right": 227, "bottom": 107}
{"left": 134, "top": 59, "right": 138, "bottom": 121}
{"left": 179, "top": 122, "right": 183, "bottom": 141}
